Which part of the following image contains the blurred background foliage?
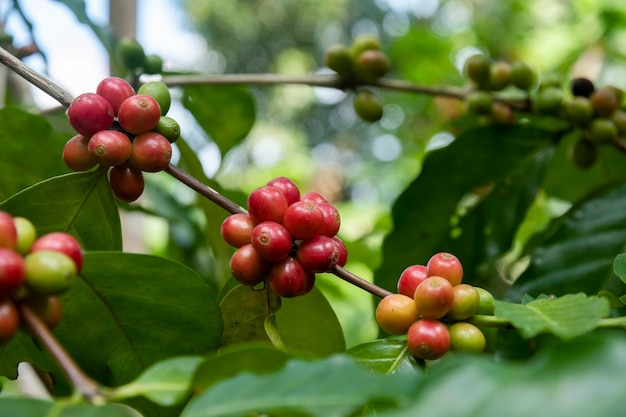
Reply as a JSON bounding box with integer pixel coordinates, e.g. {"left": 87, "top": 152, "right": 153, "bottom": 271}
{"left": 5, "top": 0, "right": 626, "bottom": 347}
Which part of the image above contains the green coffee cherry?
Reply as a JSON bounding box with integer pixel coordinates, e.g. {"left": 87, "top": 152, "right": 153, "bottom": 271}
{"left": 138, "top": 81, "right": 171, "bottom": 115}
{"left": 474, "top": 287, "right": 495, "bottom": 315}
{"left": 612, "top": 111, "right": 626, "bottom": 135}
{"left": 144, "top": 54, "right": 164, "bottom": 74}
{"left": 154, "top": 116, "right": 181, "bottom": 143}
{"left": 565, "top": 97, "right": 594, "bottom": 126}
{"left": 464, "top": 54, "right": 491, "bottom": 89}
{"left": 465, "top": 91, "right": 494, "bottom": 116}
{"left": 539, "top": 73, "right": 562, "bottom": 90}
{"left": 510, "top": 61, "right": 536, "bottom": 91}
{"left": 353, "top": 90, "right": 383, "bottom": 122}
{"left": 350, "top": 34, "right": 381, "bottom": 59}
{"left": 587, "top": 118, "right": 618, "bottom": 143}
{"left": 534, "top": 87, "right": 564, "bottom": 115}
{"left": 355, "top": 49, "right": 391, "bottom": 82}
{"left": 325, "top": 44, "right": 353, "bottom": 77}
{"left": 25, "top": 250, "right": 77, "bottom": 295}
{"left": 449, "top": 322, "right": 486, "bottom": 354}
{"left": 117, "top": 37, "right": 146, "bottom": 71}
{"left": 488, "top": 61, "right": 511, "bottom": 91}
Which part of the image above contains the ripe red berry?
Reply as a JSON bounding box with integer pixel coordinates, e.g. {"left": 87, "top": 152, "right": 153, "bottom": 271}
{"left": 300, "top": 192, "right": 328, "bottom": 205}
{"left": 406, "top": 319, "right": 450, "bottom": 360}
{"left": 0, "top": 212, "right": 17, "bottom": 250}
{"left": 130, "top": 132, "right": 172, "bottom": 172}
{"left": 67, "top": 93, "right": 114, "bottom": 137}
{"left": 247, "top": 186, "right": 289, "bottom": 224}
{"left": 317, "top": 203, "right": 341, "bottom": 237}
{"left": 413, "top": 276, "right": 454, "bottom": 319}
{"left": 31, "top": 232, "right": 83, "bottom": 273}
{"left": 221, "top": 213, "right": 256, "bottom": 248}
{"left": 332, "top": 236, "right": 348, "bottom": 267}
{"left": 267, "top": 177, "right": 300, "bottom": 206}
{"left": 0, "top": 249, "right": 25, "bottom": 298}
{"left": 108, "top": 162, "right": 145, "bottom": 202}
{"left": 397, "top": 264, "right": 428, "bottom": 298}
{"left": 295, "top": 235, "right": 340, "bottom": 273}
{"left": 251, "top": 221, "right": 293, "bottom": 262}
{"left": 63, "top": 134, "right": 98, "bottom": 172}
{"left": 88, "top": 130, "right": 132, "bottom": 166}
{"left": 229, "top": 244, "right": 271, "bottom": 286}
{"left": 282, "top": 201, "right": 325, "bottom": 240}
{"left": 96, "top": 76, "right": 135, "bottom": 115}
{"left": 0, "top": 298, "right": 19, "bottom": 342}
{"left": 117, "top": 94, "right": 162, "bottom": 134}
{"left": 426, "top": 252, "right": 463, "bottom": 286}
{"left": 268, "top": 257, "right": 312, "bottom": 298}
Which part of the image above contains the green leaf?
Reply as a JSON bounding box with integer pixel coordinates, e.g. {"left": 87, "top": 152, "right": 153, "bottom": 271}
{"left": 0, "top": 398, "right": 139, "bottom": 417}
{"left": 347, "top": 339, "right": 420, "bottom": 374}
{"left": 376, "top": 125, "right": 554, "bottom": 292}
{"left": 509, "top": 182, "right": 626, "bottom": 299}
{"left": 273, "top": 286, "right": 346, "bottom": 356}
{"left": 2, "top": 252, "right": 223, "bottom": 387}
{"left": 0, "top": 107, "right": 68, "bottom": 200}
{"left": 378, "top": 331, "right": 626, "bottom": 417}
{"left": 613, "top": 253, "right": 626, "bottom": 283}
{"left": 0, "top": 169, "right": 122, "bottom": 251}
{"left": 494, "top": 293, "right": 609, "bottom": 339}
{"left": 219, "top": 284, "right": 279, "bottom": 348}
{"left": 182, "top": 85, "right": 255, "bottom": 156}
{"left": 111, "top": 356, "right": 205, "bottom": 406}
{"left": 193, "top": 343, "right": 292, "bottom": 392}
{"left": 181, "top": 355, "right": 422, "bottom": 417}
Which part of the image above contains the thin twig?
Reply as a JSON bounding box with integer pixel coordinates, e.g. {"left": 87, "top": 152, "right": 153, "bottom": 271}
{"left": 332, "top": 265, "right": 393, "bottom": 299}
{"left": 17, "top": 301, "right": 104, "bottom": 403}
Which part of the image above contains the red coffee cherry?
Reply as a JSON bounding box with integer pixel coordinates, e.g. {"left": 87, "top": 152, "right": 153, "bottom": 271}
{"left": 406, "top": 319, "right": 450, "bottom": 360}
{"left": 31, "top": 232, "right": 83, "bottom": 274}
{"left": 88, "top": 130, "right": 132, "bottom": 166}
{"left": 117, "top": 94, "right": 162, "bottom": 134}
{"left": 268, "top": 257, "right": 312, "bottom": 298}
{"left": 397, "top": 264, "right": 428, "bottom": 298}
{"left": 282, "top": 201, "right": 325, "bottom": 240}
{"left": 0, "top": 211, "right": 17, "bottom": 250}
{"left": 300, "top": 192, "right": 328, "bottom": 205}
{"left": 62, "top": 134, "right": 98, "bottom": 172}
{"left": 426, "top": 252, "right": 463, "bottom": 286}
{"left": 414, "top": 276, "right": 454, "bottom": 319}
{"left": 332, "top": 236, "right": 348, "bottom": 267}
{"left": 317, "top": 203, "right": 341, "bottom": 237}
{"left": 130, "top": 132, "right": 172, "bottom": 172}
{"left": 96, "top": 76, "right": 135, "bottom": 115}
{"left": 0, "top": 249, "right": 26, "bottom": 298}
{"left": 108, "top": 162, "right": 145, "bottom": 202}
{"left": 267, "top": 177, "right": 300, "bottom": 206}
{"left": 229, "top": 244, "right": 271, "bottom": 286}
{"left": 221, "top": 213, "right": 256, "bottom": 248}
{"left": 251, "top": 221, "right": 293, "bottom": 262}
{"left": 375, "top": 293, "right": 419, "bottom": 335}
{"left": 67, "top": 93, "right": 114, "bottom": 137}
{"left": 247, "top": 186, "right": 289, "bottom": 224}
{"left": 0, "top": 298, "right": 19, "bottom": 342}
{"left": 295, "top": 235, "right": 340, "bottom": 273}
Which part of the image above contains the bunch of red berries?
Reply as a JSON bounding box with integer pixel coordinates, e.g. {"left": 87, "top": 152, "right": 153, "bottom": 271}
{"left": 63, "top": 77, "right": 180, "bottom": 202}
{"left": 375, "top": 252, "right": 494, "bottom": 361}
{"left": 221, "top": 177, "right": 348, "bottom": 298}
{"left": 0, "top": 211, "right": 83, "bottom": 343}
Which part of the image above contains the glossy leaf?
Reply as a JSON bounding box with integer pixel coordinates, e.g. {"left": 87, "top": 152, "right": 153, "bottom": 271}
{"left": 1, "top": 252, "right": 223, "bottom": 388}
{"left": 376, "top": 125, "right": 554, "bottom": 292}
{"left": 494, "top": 294, "right": 609, "bottom": 340}
{"left": 613, "top": 253, "right": 626, "bottom": 283}
{"left": 0, "top": 398, "right": 139, "bottom": 417}
{"left": 193, "top": 343, "right": 292, "bottom": 392}
{"left": 0, "top": 107, "right": 69, "bottom": 201}
{"left": 0, "top": 169, "right": 122, "bottom": 251}
{"left": 509, "top": 182, "right": 626, "bottom": 299}
{"left": 181, "top": 355, "right": 422, "bottom": 417}
{"left": 347, "top": 339, "right": 420, "bottom": 374}
{"left": 112, "top": 356, "right": 205, "bottom": 406}
{"left": 182, "top": 85, "right": 255, "bottom": 156}
{"left": 378, "top": 332, "right": 626, "bottom": 417}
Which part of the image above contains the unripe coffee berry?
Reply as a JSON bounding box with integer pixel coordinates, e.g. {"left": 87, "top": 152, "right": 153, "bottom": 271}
{"left": 375, "top": 293, "right": 419, "bottom": 335}
{"left": 130, "top": 132, "right": 172, "bottom": 172}
{"left": 510, "top": 61, "right": 536, "bottom": 90}
{"left": 448, "top": 283, "right": 480, "bottom": 320}
{"left": 350, "top": 34, "right": 381, "bottom": 58}
{"left": 474, "top": 287, "right": 495, "bottom": 315}
{"left": 14, "top": 217, "right": 37, "bottom": 255}
{"left": 488, "top": 61, "right": 511, "bottom": 91}
{"left": 31, "top": 232, "right": 83, "bottom": 273}
{"left": 465, "top": 91, "right": 493, "bottom": 116}
{"left": 88, "top": 130, "right": 132, "bottom": 166}
{"left": 154, "top": 116, "right": 181, "bottom": 143}
{"left": 414, "top": 276, "right": 454, "bottom": 319}
{"left": 118, "top": 94, "right": 161, "bottom": 134}
{"left": 325, "top": 44, "right": 353, "bottom": 76}
{"left": 464, "top": 54, "right": 491, "bottom": 88}
{"left": 449, "top": 322, "right": 486, "bottom": 354}
{"left": 25, "top": 250, "right": 77, "bottom": 295}
{"left": 353, "top": 90, "right": 383, "bottom": 122}
{"left": 67, "top": 93, "right": 114, "bottom": 137}
{"left": 355, "top": 49, "right": 391, "bottom": 82}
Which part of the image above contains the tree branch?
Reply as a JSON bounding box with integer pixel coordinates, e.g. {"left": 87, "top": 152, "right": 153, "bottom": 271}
{"left": 17, "top": 300, "right": 104, "bottom": 403}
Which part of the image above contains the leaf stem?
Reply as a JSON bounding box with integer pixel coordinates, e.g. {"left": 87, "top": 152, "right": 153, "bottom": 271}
{"left": 17, "top": 300, "right": 105, "bottom": 404}
{"left": 597, "top": 316, "right": 626, "bottom": 331}
{"left": 466, "top": 314, "right": 514, "bottom": 329}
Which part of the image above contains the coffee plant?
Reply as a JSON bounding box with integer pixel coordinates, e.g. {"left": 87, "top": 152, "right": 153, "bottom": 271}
{"left": 1, "top": 2, "right": 626, "bottom": 417}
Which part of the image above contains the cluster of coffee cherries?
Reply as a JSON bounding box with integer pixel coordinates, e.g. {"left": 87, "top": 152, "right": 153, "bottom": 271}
{"left": 62, "top": 77, "right": 180, "bottom": 202}
{"left": 0, "top": 211, "right": 83, "bottom": 343}
{"left": 221, "top": 177, "right": 347, "bottom": 298}
{"left": 375, "top": 252, "right": 494, "bottom": 361}
{"left": 325, "top": 34, "right": 391, "bottom": 123}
